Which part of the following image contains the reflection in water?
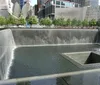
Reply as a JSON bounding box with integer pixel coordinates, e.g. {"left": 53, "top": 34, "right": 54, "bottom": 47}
{"left": 10, "top": 44, "right": 100, "bottom": 79}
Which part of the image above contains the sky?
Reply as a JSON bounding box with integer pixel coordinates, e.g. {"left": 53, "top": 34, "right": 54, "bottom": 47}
{"left": 31, "top": 0, "right": 37, "bottom": 6}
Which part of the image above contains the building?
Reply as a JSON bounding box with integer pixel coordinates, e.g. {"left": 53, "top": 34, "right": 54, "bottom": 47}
{"left": 0, "top": 0, "right": 13, "bottom": 17}
{"left": 71, "top": 0, "right": 85, "bottom": 7}
{"left": 11, "top": 0, "right": 25, "bottom": 9}
{"left": 38, "top": 0, "right": 100, "bottom": 20}
{"left": 20, "top": 0, "right": 24, "bottom": 9}
{"left": 34, "top": 5, "right": 38, "bottom": 16}
{"left": 85, "top": 0, "right": 100, "bottom": 7}
{"left": 37, "top": 0, "right": 85, "bottom": 9}
{"left": 38, "top": 0, "right": 84, "bottom": 19}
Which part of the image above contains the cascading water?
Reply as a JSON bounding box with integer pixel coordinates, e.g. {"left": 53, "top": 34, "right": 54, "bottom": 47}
{"left": 12, "top": 29, "right": 97, "bottom": 45}
{"left": 0, "top": 29, "right": 16, "bottom": 80}
{"left": 4, "top": 46, "right": 16, "bottom": 79}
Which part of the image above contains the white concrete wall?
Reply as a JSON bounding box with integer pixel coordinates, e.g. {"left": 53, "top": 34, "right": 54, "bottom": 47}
{"left": 55, "top": 7, "right": 87, "bottom": 20}
{"left": 55, "top": 6, "right": 100, "bottom": 20}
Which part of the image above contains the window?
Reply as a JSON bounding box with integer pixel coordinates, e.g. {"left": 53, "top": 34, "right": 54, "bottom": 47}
{"left": 56, "top": 1, "right": 60, "bottom": 5}
{"left": 53, "top": 0, "right": 55, "bottom": 4}
{"left": 75, "top": 3, "right": 78, "bottom": 7}
{"left": 61, "top": 2, "right": 65, "bottom": 6}
{"left": 56, "top": 6, "right": 60, "bottom": 8}
{"left": 61, "top": 6, "right": 65, "bottom": 8}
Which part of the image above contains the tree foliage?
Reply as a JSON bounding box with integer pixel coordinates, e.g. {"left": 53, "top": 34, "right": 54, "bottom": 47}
{"left": 18, "top": 15, "right": 26, "bottom": 25}
{"left": 82, "top": 19, "right": 89, "bottom": 26}
{"left": 97, "top": 19, "right": 100, "bottom": 26}
{"left": 0, "top": 15, "right": 100, "bottom": 28}
{"left": 40, "top": 17, "right": 52, "bottom": 26}
{"left": 71, "top": 18, "right": 77, "bottom": 26}
{"left": 28, "top": 16, "right": 38, "bottom": 25}
{"left": 66, "top": 18, "right": 71, "bottom": 26}
{"left": 77, "top": 20, "right": 82, "bottom": 26}
{"left": 89, "top": 19, "right": 97, "bottom": 26}
{"left": 6, "top": 15, "right": 17, "bottom": 25}
{"left": 53, "top": 18, "right": 66, "bottom": 26}
{"left": 0, "top": 16, "right": 6, "bottom": 25}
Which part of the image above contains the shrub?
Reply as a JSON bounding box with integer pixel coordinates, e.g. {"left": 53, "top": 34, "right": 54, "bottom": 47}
{"left": 53, "top": 19, "right": 59, "bottom": 26}
{"left": 82, "top": 19, "right": 89, "bottom": 26}
{"left": 40, "top": 18, "right": 45, "bottom": 25}
{"left": 97, "top": 19, "right": 100, "bottom": 26}
{"left": 6, "top": 15, "right": 17, "bottom": 25}
{"left": 19, "top": 15, "right": 26, "bottom": 25}
{"left": 40, "top": 17, "right": 52, "bottom": 26}
{"left": 28, "top": 16, "right": 38, "bottom": 25}
{"left": 53, "top": 18, "right": 66, "bottom": 26}
{"left": 66, "top": 18, "right": 71, "bottom": 26}
{"left": 58, "top": 18, "right": 66, "bottom": 26}
{"left": 71, "top": 18, "right": 78, "bottom": 26}
{"left": 89, "top": 19, "right": 96, "bottom": 26}
{"left": 0, "top": 16, "right": 6, "bottom": 25}
{"left": 77, "top": 20, "right": 82, "bottom": 26}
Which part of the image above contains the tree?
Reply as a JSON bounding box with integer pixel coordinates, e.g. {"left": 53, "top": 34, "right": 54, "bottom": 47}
{"left": 40, "top": 17, "right": 52, "bottom": 26}
{"left": 89, "top": 19, "right": 96, "bottom": 26}
{"left": 53, "top": 18, "right": 59, "bottom": 26}
{"left": 0, "top": 16, "right": 6, "bottom": 25}
{"left": 77, "top": 20, "right": 82, "bottom": 26}
{"left": 71, "top": 18, "right": 78, "bottom": 26}
{"left": 53, "top": 18, "right": 66, "bottom": 26}
{"left": 97, "top": 19, "right": 100, "bottom": 26}
{"left": 40, "top": 18, "right": 45, "bottom": 25}
{"left": 82, "top": 19, "right": 89, "bottom": 26}
{"left": 6, "top": 15, "right": 17, "bottom": 25}
{"left": 19, "top": 15, "right": 26, "bottom": 25}
{"left": 66, "top": 18, "right": 71, "bottom": 26}
{"left": 28, "top": 16, "right": 38, "bottom": 25}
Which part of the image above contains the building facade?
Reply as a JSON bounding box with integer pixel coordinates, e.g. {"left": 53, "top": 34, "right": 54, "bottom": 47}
{"left": 38, "top": 0, "right": 84, "bottom": 19}
{"left": 85, "top": 0, "right": 100, "bottom": 7}
{"left": 20, "top": 0, "right": 24, "bottom": 9}
{"left": 0, "top": 0, "right": 13, "bottom": 17}
{"left": 70, "top": 0, "right": 85, "bottom": 7}
{"left": 38, "top": 0, "right": 100, "bottom": 20}
{"left": 11, "top": 0, "right": 25, "bottom": 9}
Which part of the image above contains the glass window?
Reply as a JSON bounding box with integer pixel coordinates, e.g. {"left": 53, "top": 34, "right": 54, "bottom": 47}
{"left": 61, "top": 6, "right": 65, "bottom": 8}
{"left": 56, "top": 6, "right": 60, "bottom": 8}
{"left": 61, "top": 2, "right": 65, "bottom": 6}
{"left": 53, "top": 0, "right": 55, "bottom": 4}
{"left": 75, "top": 3, "right": 78, "bottom": 7}
{"left": 56, "top": 1, "right": 60, "bottom": 5}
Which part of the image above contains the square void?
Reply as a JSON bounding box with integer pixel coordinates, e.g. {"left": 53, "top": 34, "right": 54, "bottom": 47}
{"left": 85, "top": 52, "right": 100, "bottom": 64}
{"left": 62, "top": 52, "right": 100, "bottom": 65}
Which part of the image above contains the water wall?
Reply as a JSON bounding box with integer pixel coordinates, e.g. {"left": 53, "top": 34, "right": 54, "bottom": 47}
{"left": 12, "top": 29, "right": 98, "bottom": 46}
{"left": 0, "top": 29, "right": 100, "bottom": 80}
{"left": 0, "top": 29, "right": 15, "bottom": 80}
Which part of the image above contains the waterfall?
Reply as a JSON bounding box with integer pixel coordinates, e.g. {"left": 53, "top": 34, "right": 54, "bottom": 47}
{"left": 12, "top": 29, "right": 97, "bottom": 45}
{"left": 0, "top": 29, "right": 16, "bottom": 80}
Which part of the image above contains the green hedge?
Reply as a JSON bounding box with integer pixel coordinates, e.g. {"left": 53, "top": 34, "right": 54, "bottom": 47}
{"left": 0, "top": 15, "right": 100, "bottom": 27}
{"left": 40, "top": 17, "right": 52, "bottom": 26}
{"left": 0, "top": 16, "right": 6, "bottom": 25}
{"left": 27, "top": 16, "right": 38, "bottom": 25}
